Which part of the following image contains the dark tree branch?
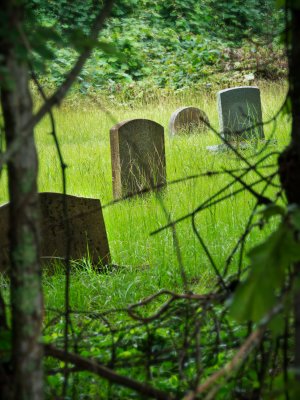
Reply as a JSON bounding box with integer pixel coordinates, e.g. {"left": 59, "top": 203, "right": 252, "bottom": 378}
{"left": 0, "top": 291, "right": 8, "bottom": 330}
{"left": 225, "top": 170, "right": 272, "bottom": 205}
{"left": 44, "top": 344, "right": 175, "bottom": 400}
{"left": 183, "top": 304, "right": 283, "bottom": 400}
{"left": 127, "top": 290, "right": 217, "bottom": 323}
{"left": 151, "top": 172, "right": 277, "bottom": 236}
{"left": 191, "top": 214, "right": 227, "bottom": 292}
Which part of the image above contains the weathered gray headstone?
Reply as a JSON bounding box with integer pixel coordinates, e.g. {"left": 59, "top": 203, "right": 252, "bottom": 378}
{"left": 169, "top": 106, "right": 210, "bottom": 136}
{"left": 110, "top": 119, "right": 166, "bottom": 199}
{"left": 0, "top": 192, "right": 110, "bottom": 272}
{"left": 218, "top": 86, "right": 264, "bottom": 141}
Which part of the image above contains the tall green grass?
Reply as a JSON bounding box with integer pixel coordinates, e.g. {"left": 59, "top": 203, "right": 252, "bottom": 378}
{"left": 0, "top": 81, "right": 289, "bottom": 313}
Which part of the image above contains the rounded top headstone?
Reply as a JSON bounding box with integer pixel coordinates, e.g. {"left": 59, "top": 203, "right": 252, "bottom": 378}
{"left": 169, "top": 106, "right": 210, "bottom": 137}
{"left": 110, "top": 118, "right": 163, "bottom": 133}
{"left": 110, "top": 118, "right": 166, "bottom": 199}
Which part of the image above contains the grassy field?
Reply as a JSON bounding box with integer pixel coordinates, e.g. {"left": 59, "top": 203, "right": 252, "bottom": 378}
{"left": 0, "top": 81, "right": 289, "bottom": 313}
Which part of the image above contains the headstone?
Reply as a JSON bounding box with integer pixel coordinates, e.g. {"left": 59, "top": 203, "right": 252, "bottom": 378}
{"left": 110, "top": 119, "right": 166, "bottom": 199}
{"left": 218, "top": 86, "right": 264, "bottom": 141}
{"left": 169, "top": 106, "right": 210, "bottom": 136}
{"left": 0, "top": 192, "right": 110, "bottom": 272}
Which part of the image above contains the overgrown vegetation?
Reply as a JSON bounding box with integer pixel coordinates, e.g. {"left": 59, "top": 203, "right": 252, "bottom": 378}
{"left": 29, "top": 0, "right": 285, "bottom": 92}
{"left": 3, "top": 0, "right": 300, "bottom": 399}
{"left": 0, "top": 81, "right": 289, "bottom": 398}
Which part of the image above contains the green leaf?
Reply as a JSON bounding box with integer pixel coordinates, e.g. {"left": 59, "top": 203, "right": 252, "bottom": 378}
{"left": 257, "top": 204, "right": 285, "bottom": 222}
{"left": 282, "top": 96, "right": 292, "bottom": 116}
{"left": 276, "top": 0, "right": 286, "bottom": 9}
{"left": 96, "top": 41, "right": 125, "bottom": 62}
{"left": 0, "top": 330, "right": 11, "bottom": 362}
{"left": 290, "top": 0, "right": 300, "bottom": 10}
{"left": 290, "top": 208, "right": 300, "bottom": 230}
{"left": 0, "top": 330, "right": 11, "bottom": 352}
{"left": 97, "top": 41, "right": 119, "bottom": 55}
{"left": 269, "top": 312, "right": 285, "bottom": 336}
{"left": 230, "top": 223, "right": 300, "bottom": 322}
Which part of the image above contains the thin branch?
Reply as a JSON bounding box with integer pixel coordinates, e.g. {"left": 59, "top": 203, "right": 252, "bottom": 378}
{"left": 150, "top": 151, "right": 278, "bottom": 236}
{"left": 182, "top": 304, "right": 283, "bottom": 400}
{"left": 191, "top": 214, "right": 227, "bottom": 292}
{"left": 151, "top": 172, "right": 277, "bottom": 236}
{"left": 101, "top": 163, "right": 277, "bottom": 210}
{"left": 197, "top": 94, "right": 287, "bottom": 184}
{"left": 128, "top": 290, "right": 218, "bottom": 323}
{"left": 44, "top": 344, "right": 175, "bottom": 400}
{"left": 226, "top": 169, "right": 272, "bottom": 205}
{"left": 155, "top": 193, "right": 189, "bottom": 292}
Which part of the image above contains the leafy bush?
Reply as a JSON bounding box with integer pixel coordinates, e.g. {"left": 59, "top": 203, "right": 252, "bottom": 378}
{"left": 29, "top": 0, "right": 285, "bottom": 92}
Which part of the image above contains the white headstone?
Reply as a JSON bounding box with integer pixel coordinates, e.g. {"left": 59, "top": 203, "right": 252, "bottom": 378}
{"left": 217, "top": 86, "right": 264, "bottom": 141}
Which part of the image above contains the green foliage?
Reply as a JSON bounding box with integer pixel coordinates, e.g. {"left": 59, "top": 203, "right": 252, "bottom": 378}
{"left": 27, "top": 0, "right": 99, "bottom": 35}
{"left": 204, "top": 0, "right": 283, "bottom": 44}
{"left": 0, "top": 1, "right": 291, "bottom": 397}
{"left": 230, "top": 205, "right": 300, "bottom": 323}
{"left": 0, "top": 330, "right": 11, "bottom": 363}
{"left": 23, "top": 0, "right": 284, "bottom": 91}
{"left": 0, "top": 72, "right": 291, "bottom": 397}
{"left": 276, "top": 0, "right": 300, "bottom": 9}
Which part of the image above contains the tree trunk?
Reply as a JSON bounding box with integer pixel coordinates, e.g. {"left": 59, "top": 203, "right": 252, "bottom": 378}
{"left": 278, "top": 4, "right": 300, "bottom": 382}
{"left": 0, "top": 2, "right": 44, "bottom": 399}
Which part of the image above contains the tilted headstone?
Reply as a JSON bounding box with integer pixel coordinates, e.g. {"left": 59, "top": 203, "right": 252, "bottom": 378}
{"left": 169, "top": 106, "right": 210, "bottom": 136}
{"left": 0, "top": 192, "right": 110, "bottom": 272}
{"left": 217, "top": 86, "right": 264, "bottom": 141}
{"left": 110, "top": 119, "right": 166, "bottom": 199}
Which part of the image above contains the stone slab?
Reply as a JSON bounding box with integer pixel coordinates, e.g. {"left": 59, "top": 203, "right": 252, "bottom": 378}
{"left": 110, "top": 119, "right": 166, "bottom": 199}
{"left": 169, "top": 106, "right": 210, "bottom": 136}
{"left": 217, "top": 86, "right": 264, "bottom": 140}
{"left": 206, "top": 142, "right": 250, "bottom": 152}
{"left": 206, "top": 139, "right": 277, "bottom": 153}
{"left": 0, "top": 192, "right": 110, "bottom": 272}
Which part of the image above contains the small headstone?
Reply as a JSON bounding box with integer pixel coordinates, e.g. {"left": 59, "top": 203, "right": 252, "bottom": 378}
{"left": 169, "top": 106, "right": 210, "bottom": 136}
{"left": 110, "top": 119, "right": 166, "bottom": 199}
{"left": 217, "top": 86, "right": 264, "bottom": 141}
{"left": 0, "top": 192, "right": 110, "bottom": 272}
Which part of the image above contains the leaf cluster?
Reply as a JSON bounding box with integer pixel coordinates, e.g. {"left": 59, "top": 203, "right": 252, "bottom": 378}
{"left": 21, "top": 0, "right": 285, "bottom": 91}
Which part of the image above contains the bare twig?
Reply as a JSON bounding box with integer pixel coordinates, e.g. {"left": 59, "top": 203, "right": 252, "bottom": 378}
{"left": 128, "top": 290, "right": 218, "bottom": 323}
{"left": 191, "top": 214, "right": 227, "bottom": 291}
{"left": 151, "top": 172, "right": 277, "bottom": 236}
{"left": 182, "top": 304, "right": 283, "bottom": 400}
{"left": 44, "top": 344, "right": 175, "bottom": 400}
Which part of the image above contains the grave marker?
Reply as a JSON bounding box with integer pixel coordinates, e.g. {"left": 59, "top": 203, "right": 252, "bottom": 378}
{"left": 217, "top": 86, "right": 264, "bottom": 141}
{"left": 169, "top": 106, "right": 210, "bottom": 136}
{"left": 110, "top": 119, "right": 166, "bottom": 199}
{"left": 0, "top": 192, "right": 110, "bottom": 272}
